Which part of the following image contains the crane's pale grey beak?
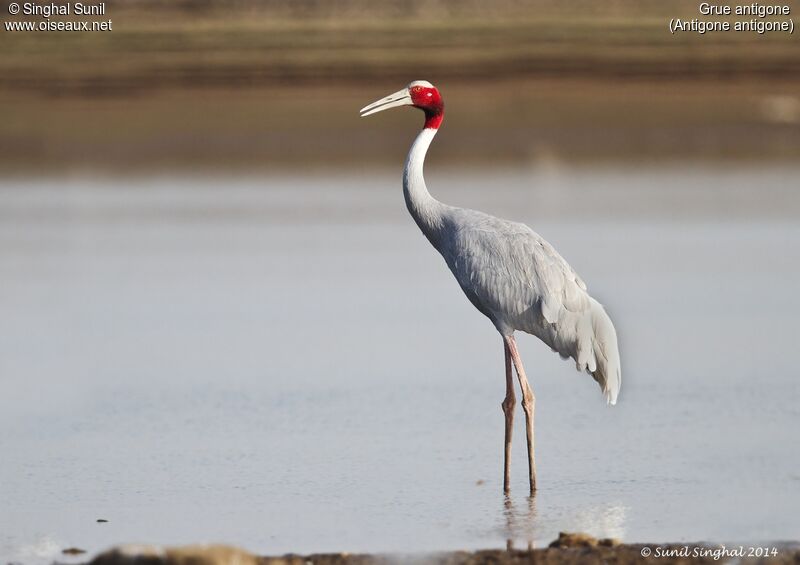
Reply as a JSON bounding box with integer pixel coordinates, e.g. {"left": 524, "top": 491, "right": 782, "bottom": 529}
{"left": 360, "top": 89, "right": 412, "bottom": 117}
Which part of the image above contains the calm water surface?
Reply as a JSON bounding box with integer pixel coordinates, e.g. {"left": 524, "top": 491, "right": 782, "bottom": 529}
{"left": 1, "top": 167, "right": 798, "bottom": 563}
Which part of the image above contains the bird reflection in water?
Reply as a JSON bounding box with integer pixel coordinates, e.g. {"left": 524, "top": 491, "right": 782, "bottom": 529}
{"left": 502, "top": 495, "right": 538, "bottom": 550}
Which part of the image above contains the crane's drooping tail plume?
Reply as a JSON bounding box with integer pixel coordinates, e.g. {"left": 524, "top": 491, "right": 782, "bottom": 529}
{"left": 589, "top": 298, "right": 621, "bottom": 405}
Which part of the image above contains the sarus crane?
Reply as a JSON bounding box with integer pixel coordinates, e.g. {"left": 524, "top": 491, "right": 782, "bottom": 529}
{"left": 360, "top": 80, "right": 621, "bottom": 494}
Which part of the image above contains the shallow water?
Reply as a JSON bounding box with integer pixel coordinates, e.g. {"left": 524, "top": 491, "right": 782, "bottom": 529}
{"left": 1, "top": 167, "right": 799, "bottom": 563}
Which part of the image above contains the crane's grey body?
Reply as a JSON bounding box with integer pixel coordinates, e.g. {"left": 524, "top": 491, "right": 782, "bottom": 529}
{"left": 405, "top": 129, "right": 621, "bottom": 405}
{"left": 362, "top": 81, "right": 621, "bottom": 493}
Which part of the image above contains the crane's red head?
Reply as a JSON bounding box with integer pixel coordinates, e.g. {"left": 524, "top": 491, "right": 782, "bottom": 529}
{"left": 360, "top": 80, "right": 444, "bottom": 129}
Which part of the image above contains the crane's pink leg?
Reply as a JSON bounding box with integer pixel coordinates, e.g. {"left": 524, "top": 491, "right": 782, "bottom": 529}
{"left": 502, "top": 338, "right": 516, "bottom": 494}
{"left": 505, "top": 335, "right": 537, "bottom": 494}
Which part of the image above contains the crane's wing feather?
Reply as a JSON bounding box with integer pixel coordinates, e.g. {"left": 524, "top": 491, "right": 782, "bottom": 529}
{"left": 444, "top": 212, "right": 587, "bottom": 324}
{"left": 527, "top": 234, "right": 588, "bottom": 322}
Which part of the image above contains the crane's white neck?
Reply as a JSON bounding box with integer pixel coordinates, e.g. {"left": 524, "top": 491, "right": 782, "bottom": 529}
{"left": 403, "top": 128, "right": 446, "bottom": 245}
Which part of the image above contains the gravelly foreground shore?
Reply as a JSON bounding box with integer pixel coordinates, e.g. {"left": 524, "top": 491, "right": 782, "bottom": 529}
{"left": 80, "top": 533, "right": 800, "bottom": 565}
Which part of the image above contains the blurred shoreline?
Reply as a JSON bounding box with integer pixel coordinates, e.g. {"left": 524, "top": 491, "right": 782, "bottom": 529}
{"left": 2, "top": 1, "right": 798, "bottom": 172}
{"left": 2, "top": 79, "right": 799, "bottom": 173}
